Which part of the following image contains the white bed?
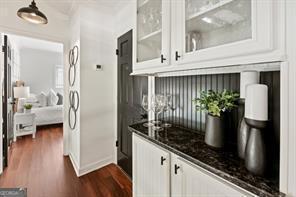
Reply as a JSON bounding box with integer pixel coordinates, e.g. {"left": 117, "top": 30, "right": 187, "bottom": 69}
{"left": 31, "top": 105, "right": 64, "bottom": 126}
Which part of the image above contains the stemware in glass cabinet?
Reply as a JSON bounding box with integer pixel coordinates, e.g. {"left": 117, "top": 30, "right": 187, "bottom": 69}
{"left": 137, "top": 0, "right": 162, "bottom": 63}
{"left": 185, "top": 0, "right": 252, "bottom": 53}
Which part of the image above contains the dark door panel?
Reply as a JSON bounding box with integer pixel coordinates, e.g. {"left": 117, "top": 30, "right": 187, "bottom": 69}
{"left": 117, "top": 30, "right": 148, "bottom": 178}
{"left": 2, "top": 35, "right": 14, "bottom": 169}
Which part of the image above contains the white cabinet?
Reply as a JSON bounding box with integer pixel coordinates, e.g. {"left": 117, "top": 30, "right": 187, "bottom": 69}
{"left": 133, "top": 0, "right": 284, "bottom": 75}
{"left": 173, "top": 0, "right": 275, "bottom": 66}
{"left": 132, "top": 134, "right": 170, "bottom": 197}
{"left": 171, "top": 155, "right": 250, "bottom": 197}
{"left": 133, "top": 134, "right": 252, "bottom": 197}
{"left": 133, "top": 0, "right": 171, "bottom": 72}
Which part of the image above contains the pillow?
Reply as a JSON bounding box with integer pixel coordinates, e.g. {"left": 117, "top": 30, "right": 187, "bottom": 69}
{"left": 36, "top": 92, "right": 47, "bottom": 107}
{"left": 26, "top": 94, "right": 38, "bottom": 103}
{"left": 57, "top": 93, "right": 63, "bottom": 105}
{"left": 47, "top": 89, "right": 59, "bottom": 106}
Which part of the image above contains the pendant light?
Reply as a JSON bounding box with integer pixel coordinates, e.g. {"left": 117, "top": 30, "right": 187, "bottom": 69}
{"left": 17, "top": 0, "right": 48, "bottom": 24}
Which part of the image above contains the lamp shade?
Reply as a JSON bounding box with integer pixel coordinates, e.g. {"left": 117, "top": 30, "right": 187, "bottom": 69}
{"left": 245, "top": 84, "right": 268, "bottom": 121}
{"left": 240, "top": 71, "right": 260, "bottom": 99}
{"left": 14, "top": 87, "right": 30, "bottom": 98}
{"left": 17, "top": 0, "right": 48, "bottom": 25}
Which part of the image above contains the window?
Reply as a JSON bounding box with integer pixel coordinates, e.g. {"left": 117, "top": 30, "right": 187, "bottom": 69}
{"left": 55, "top": 66, "right": 63, "bottom": 89}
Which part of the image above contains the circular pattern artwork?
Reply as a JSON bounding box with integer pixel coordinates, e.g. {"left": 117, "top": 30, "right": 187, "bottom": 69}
{"left": 68, "top": 90, "right": 80, "bottom": 130}
{"left": 68, "top": 45, "right": 79, "bottom": 87}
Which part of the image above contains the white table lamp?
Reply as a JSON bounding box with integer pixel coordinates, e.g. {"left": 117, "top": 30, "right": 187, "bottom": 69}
{"left": 14, "top": 86, "right": 30, "bottom": 99}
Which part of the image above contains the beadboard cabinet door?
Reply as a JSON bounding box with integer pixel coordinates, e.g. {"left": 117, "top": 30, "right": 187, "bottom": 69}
{"left": 132, "top": 134, "right": 170, "bottom": 197}
{"left": 172, "top": 0, "right": 279, "bottom": 68}
{"left": 133, "top": 0, "right": 171, "bottom": 73}
{"left": 171, "top": 156, "right": 250, "bottom": 197}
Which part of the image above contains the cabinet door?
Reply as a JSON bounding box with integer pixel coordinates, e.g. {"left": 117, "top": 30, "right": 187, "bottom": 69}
{"left": 172, "top": 157, "right": 250, "bottom": 197}
{"left": 133, "top": 134, "right": 170, "bottom": 196}
{"left": 174, "top": 0, "right": 273, "bottom": 66}
{"left": 133, "top": 0, "right": 171, "bottom": 71}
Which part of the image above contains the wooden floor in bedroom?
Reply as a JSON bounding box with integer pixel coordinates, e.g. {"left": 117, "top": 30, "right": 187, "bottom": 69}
{"left": 0, "top": 124, "right": 132, "bottom": 197}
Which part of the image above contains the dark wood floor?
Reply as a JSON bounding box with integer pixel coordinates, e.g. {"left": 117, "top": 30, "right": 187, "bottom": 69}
{"left": 0, "top": 125, "right": 132, "bottom": 197}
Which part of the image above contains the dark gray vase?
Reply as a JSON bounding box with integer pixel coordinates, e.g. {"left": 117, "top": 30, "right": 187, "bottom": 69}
{"left": 205, "top": 114, "right": 225, "bottom": 148}
{"left": 245, "top": 118, "right": 267, "bottom": 176}
{"left": 237, "top": 99, "right": 250, "bottom": 159}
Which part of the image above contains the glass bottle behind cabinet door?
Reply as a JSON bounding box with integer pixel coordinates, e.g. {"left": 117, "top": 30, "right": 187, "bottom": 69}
{"left": 185, "top": 0, "right": 252, "bottom": 53}
{"left": 137, "top": 0, "right": 162, "bottom": 63}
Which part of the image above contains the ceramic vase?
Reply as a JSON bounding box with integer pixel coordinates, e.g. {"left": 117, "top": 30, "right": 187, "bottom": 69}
{"left": 205, "top": 114, "right": 225, "bottom": 148}
{"left": 245, "top": 118, "right": 267, "bottom": 176}
{"left": 237, "top": 99, "right": 250, "bottom": 159}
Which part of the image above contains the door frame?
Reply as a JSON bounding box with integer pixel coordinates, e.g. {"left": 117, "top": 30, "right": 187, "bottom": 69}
{"left": 0, "top": 28, "right": 69, "bottom": 174}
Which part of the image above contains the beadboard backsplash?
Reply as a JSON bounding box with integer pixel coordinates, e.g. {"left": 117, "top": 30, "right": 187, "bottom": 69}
{"left": 156, "top": 71, "right": 279, "bottom": 133}
{"left": 156, "top": 73, "right": 240, "bottom": 131}
{"left": 155, "top": 71, "right": 280, "bottom": 177}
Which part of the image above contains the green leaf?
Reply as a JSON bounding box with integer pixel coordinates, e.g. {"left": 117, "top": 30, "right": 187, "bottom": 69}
{"left": 192, "top": 89, "right": 239, "bottom": 116}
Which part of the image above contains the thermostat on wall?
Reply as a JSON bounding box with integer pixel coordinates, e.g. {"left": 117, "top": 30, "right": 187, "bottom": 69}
{"left": 95, "top": 64, "right": 103, "bottom": 71}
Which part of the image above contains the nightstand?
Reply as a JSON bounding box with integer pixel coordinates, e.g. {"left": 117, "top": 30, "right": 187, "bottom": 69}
{"left": 13, "top": 112, "right": 36, "bottom": 142}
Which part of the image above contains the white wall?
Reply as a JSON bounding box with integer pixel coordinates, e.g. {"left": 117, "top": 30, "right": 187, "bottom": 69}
{"left": 286, "top": 1, "right": 296, "bottom": 196}
{"left": 79, "top": 6, "right": 116, "bottom": 171}
{"left": 20, "top": 48, "right": 63, "bottom": 94}
{"left": 67, "top": 4, "right": 122, "bottom": 176}
{"left": 67, "top": 6, "right": 117, "bottom": 176}
{"left": 68, "top": 8, "right": 81, "bottom": 174}
{"left": 114, "top": 3, "right": 135, "bottom": 38}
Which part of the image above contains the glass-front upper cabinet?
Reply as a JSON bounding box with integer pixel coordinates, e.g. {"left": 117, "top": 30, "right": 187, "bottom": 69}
{"left": 134, "top": 0, "right": 171, "bottom": 71}
{"left": 174, "top": 0, "right": 274, "bottom": 65}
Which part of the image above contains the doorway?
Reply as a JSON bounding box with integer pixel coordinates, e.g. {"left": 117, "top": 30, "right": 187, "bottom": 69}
{"left": 117, "top": 30, "right": 148, "bottom": 178}
{"left": 0, "top": 33, "right": 65, "bottom": 172}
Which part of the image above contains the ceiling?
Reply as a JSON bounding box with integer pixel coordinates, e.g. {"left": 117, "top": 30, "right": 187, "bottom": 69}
{"left": 40, "top": 0, "right": 133, "bottom": 16}
{"left": 39, "top": 0, "right": 76, "bottom": 16}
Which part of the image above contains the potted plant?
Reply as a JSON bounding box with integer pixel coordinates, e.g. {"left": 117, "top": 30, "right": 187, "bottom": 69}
{"left": 24, "top": 104, "right": 33, "bottom": 113}
{"left": 193, "top": 90, "right": 239, "bottom": 148}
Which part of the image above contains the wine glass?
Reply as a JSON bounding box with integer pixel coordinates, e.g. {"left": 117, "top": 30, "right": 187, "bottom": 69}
{"left": 151, "top": 94, "right": 166, "bottom": 131}
{"left": 163, "top": 94, "right": 173, "bottom": 127}
{"left": 141, "top": 95, "right": 154, "bottom": 127}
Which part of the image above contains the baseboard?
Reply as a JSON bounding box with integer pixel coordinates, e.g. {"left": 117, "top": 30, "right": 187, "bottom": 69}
{"left": 78, "top": 156, "right": 114, "bottom": 177}
{"left": 69, "top": 153, "right": 79, "bottom": 177}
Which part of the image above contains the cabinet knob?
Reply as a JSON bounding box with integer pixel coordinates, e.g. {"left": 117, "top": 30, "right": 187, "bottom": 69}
{"left": 161, "top": 54, "right": 166, "bottom": 63}
{"left": 175, "top": 51, "right": 181, "bottom": 61}
{"left": 161, "top": 156, "right": 166, "bottom": 165}
{"left": 174, "top": 164, "right": 180, "bottom": 174}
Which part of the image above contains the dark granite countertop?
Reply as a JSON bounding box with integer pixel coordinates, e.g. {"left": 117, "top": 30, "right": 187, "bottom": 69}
{"left": 128, "top": 122, "right": 285, "bottom": 197}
